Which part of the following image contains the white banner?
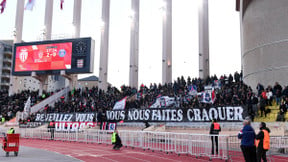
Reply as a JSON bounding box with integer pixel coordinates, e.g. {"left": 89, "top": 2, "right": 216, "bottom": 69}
{"left": 150, "top": 96, "right": 175, "bottom": 108}
{"left": 113, "top": 97, "right": 127, "bottom": 110}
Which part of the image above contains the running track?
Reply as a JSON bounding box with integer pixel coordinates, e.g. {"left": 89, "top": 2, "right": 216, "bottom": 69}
{"left": 20, "top": 139, "right": 288, "bottom": 162}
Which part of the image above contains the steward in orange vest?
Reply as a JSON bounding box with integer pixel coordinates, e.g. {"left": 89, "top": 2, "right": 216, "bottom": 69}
{"left": 210, "top": 119, "right": 221, "bottom": 155}
{"left": 256, "top": 122, "right": 270, "bottom": 162}
{"left": 210, "top": 119, "right": 221, "bottom": 135}
{"left": 48, "top": 120, "right": 55, "bottom": 140}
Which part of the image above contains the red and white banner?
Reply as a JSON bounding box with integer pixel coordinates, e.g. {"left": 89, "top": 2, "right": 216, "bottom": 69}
{"left": 113, "top": 97, "right": 127, "bottom": 110}
{"left": 198, "top": 88, "right": 216, "bottom": 104}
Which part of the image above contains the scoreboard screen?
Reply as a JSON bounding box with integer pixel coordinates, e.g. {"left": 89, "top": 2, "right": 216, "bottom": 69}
{"left": 12, "top": 37, "right": 94, "bottom": 76}
{"left": 15, "top": 42, "right": 72, "bottom": 72}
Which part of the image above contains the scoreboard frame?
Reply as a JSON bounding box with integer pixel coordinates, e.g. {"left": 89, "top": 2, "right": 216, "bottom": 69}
{"left": 12, "top": 37, "right": 94, "bottom": 76}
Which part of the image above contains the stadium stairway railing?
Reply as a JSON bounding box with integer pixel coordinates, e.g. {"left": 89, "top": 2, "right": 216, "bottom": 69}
{"left": 30, "top": 87, "right": 70, "bottom": 114}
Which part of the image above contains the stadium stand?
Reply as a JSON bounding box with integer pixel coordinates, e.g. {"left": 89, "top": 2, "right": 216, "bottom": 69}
{"left": 1, "top": 71, "right": 287, "bottom": 123}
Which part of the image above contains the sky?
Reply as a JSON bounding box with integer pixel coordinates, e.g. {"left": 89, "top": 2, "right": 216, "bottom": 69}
{"left": 0, "top": 0, "right": 241, "bottom": 88}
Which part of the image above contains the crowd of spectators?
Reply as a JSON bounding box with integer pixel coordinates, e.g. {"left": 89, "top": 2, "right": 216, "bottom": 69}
{"left": 256, "top": 82, "right": 288, "bottom": 121}
{"left": 42, "top": 71, "right": 249, "bottom": 113}
{"left": 1, "top": 71, "right": 288, "bottom": 122}
{"left": 0, "top": 90, "right": 51, "bottom": 122}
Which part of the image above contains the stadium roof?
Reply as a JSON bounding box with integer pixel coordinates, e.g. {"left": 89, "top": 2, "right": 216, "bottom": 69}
{"left": 78, "top": 75, "right": 99, "bottom": 81}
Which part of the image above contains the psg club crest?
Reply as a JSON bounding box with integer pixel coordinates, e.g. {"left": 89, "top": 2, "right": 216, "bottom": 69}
{"left": 59, "top": 49, "right": 66, "bottom": 57}
{"left": 19, "top": 49, "right": 28, "bottom": 63}
{"left": 108, "top": 123, "right": 116, "bottom": 131}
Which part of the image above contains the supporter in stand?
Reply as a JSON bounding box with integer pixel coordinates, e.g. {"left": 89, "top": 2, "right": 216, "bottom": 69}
{"left": 35, "top": 73, "right": 254, "bottom": 114}
{"left": 0, "top": 90, "right": 51, "bottom": 122}
{"left": 251, "top": 93, "right": 259, "bottom": 117}
{"left": 282, "top": 85, "right": 288, "bottom": 97}
{"left": 273, "top": 82, "right": 282, "bottom": 105}
{"left": 259, "top": 95, "right": 267, "bottom": 117}
{"left": 278, "top": 99, "right": 287, "bottom": 121}
{"left": 257, "top": 83, "right": 264, "bottom": 97}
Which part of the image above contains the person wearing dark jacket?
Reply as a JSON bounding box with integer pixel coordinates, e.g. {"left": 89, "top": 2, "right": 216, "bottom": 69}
{"left": 238, "top": 117, "right": 256, "bottom": 162}
{"left": 256, "top": 122, "right": 270, "bottom": 162}
{"left": 210, "top": 118, "right": 221, "bottom": 155}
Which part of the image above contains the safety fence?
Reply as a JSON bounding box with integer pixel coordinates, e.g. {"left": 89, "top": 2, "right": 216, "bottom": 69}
{"left": 1, "top": 129, "right": 288, "bottom": 161}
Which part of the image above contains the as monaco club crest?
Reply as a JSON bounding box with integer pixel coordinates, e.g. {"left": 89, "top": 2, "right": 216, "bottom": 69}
{"left": 19, "top": 48, "right": 28, "bottom": 63}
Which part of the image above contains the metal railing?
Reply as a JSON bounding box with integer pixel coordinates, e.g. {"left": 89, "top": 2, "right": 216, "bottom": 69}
{"left": 1, "top": 128, "right": 287, "bottom": 161}
{"left": 12, "top": 129, "right": 230, "bottom": 161}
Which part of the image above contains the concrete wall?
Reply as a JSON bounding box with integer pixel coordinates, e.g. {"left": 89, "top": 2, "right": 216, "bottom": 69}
{"left": 78, "top": 81, "right": 99, "bottom": 89}
{"left": 16, "top": 75, "right": 66, "bottom": 93}
{"left": 242, "top": 0, "right": 288, "bottom": 89}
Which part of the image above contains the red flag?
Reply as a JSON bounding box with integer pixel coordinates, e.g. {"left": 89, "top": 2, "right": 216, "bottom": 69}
{"left": 0, "top": 0, "right": 6, "bottom": 14}
{"left": 60, "top": 0, "right": 64, "bottom": 10}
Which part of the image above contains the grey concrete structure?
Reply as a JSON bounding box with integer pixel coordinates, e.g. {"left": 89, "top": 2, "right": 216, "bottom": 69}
{"left": 162, "top": 0, "right": 172, "bottom": 85}
{"left": 238, "top": 0, "right": 288, "bottom": 89}
{"left": 129, "top": 0, "right": 140, "bottom": 88}
{"left": 98, "top": 0, "right": 110, "bottom": 91}
{"left": 0, "top": 41, "right": 13, "bottom": 91}
{"left": 198, "top": 0, "right": 210, "bottom": 79}
{"left": 9, "top": 0, "right": 25, "bottom": 96}
{"left": 44, "top": 0, "right": 54, "bottom": 40}
{"left": 73, "top": 0, "right": 82, "bottom": 38}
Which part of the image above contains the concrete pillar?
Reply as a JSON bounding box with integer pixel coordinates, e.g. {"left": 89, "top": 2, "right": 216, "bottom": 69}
{"left": 162, "top": 0, "right": 172, "bottom": 85}
{"left": 69, "top": 0, "right": 83, "bottom": 89}
{"left": 129, "top": 0, "right": 140, "bottom": 89}
{"left": 198, "top": 0, "right": 210, "bottom": 79}
{"left": 9, "top": 0, "right": 25, "bottom": 96}
{"left": 73, "top": 0, "right": 82, "bottom": 38}
{"left": 98, "top": 0, "right": 110, "bottom": 91}
{"left": 44, "top": 0, "right": 54, "bottom": 40}
{"left": 239, "top": 0, "right": 244, "bottom": 72}
{"left": 36, "top": 0, "right": 54, "bottom": 95}
{"left": 31, "top": 72, "right": 48, "bottom": 96}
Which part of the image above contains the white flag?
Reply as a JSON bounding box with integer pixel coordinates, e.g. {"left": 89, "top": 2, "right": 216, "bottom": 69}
{"left": 25, "top": 0, "right": 36, "bottom": 11}
{"left": 113, "top": 97, "right": 127, "bottom": 110}
{"left": 24, "top": 96, "right": 31, "bottom": 113}
{"left": 150, "top": 96, "right": 175, "bottom": 108}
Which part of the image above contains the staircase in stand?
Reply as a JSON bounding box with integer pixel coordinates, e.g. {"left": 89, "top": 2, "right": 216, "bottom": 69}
{"left": 254, "top": 101, "right": 288, "bottom": 122}
{"left": 30, "top": 87, "right": 70, "bottom": 114}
